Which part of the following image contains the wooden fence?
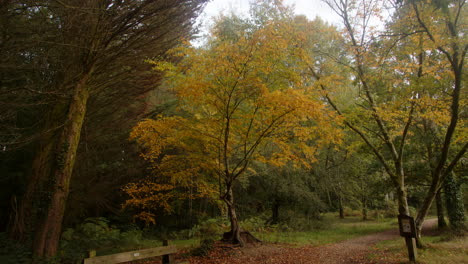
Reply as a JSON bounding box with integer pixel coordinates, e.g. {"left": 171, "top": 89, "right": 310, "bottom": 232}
{"left": 83, "top": 240, "right": 179, "bottom": 264}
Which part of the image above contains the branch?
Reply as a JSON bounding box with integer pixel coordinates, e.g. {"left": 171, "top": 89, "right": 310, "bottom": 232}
{"left": 307, "top": 64, "right": 396, "bottom": 177}
{"left": 411, "top": 2, "right": 453, "bottom": 65}
{"left": 322, "top": 90, "right": 397, "bottom": 182}
{"left": 398, "top": 101, "right": 415, "bottom": 159}
{"left": 231, "top": 108, "right": 294, "bottom": 179}
{"left": 443, "top": 142, "right": 468, "bottom": 180}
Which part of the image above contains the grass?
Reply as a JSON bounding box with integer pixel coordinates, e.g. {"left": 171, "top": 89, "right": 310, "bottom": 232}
{"left": 369, "top": 232, "right": 468, "bottom": 264}
{"left": 252, "top": 214, "right": 398, "bottom": 246}
{"left": 95, "top": 214, "right": 399, "bottom": 256}
{"left": 96, "top": 238, "right": 200, "bottom": 256}
{"left": 92, "top": 216, "right": 467, "bottom": 264}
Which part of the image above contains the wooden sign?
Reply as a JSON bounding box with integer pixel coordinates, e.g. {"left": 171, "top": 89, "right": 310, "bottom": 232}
{"left": 398, "top": 214, "right": 416, "bottom": 237}
{"left": 397, "top": 214, "right": 417, "bottom": 262}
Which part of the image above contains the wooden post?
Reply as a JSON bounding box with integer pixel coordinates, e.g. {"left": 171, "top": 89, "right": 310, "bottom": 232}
{"left": 162, "top": 240, "right": 174, "bottom": 264}
{"left": 404, "top": 237, "right": 417, "bottom": 262}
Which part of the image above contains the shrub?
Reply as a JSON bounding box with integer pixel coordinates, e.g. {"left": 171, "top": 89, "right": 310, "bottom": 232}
{"left": 190, "top": 238, "right": 215, "bottom": 256}
{"left": 189, "top": 218, "right": 227, "bottom": 239}
{"left": 288, "top": 217, "right": 331, "bottom": 231}
{"left": 383, "top": 201, "right": 399, "bottom": 218}
{"left": 188, "top": 218, "right": 227, "bottom": 257}
{"left": 240, "top": 216, "right": 269, "bottom": 233}
{"left": 120, "top": 229, "right": 143, "bottom": 245}
{"left": 343, "top": 207, "right": 361, "bottom": 217}
{"left": 59, "top": 217, "right": 122, "bottom": 263}
{"left": 0, "top": 233, "right": 32, "bottom": 264}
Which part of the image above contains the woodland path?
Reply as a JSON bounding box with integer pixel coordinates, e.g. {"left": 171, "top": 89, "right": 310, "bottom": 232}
{"left": 186, "top": 219, "right": 437, "bottom": 264}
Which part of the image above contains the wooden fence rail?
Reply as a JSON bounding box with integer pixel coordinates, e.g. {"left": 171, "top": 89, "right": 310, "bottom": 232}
{"left": 83, "top": 240, "right": 178, "bottom": 264}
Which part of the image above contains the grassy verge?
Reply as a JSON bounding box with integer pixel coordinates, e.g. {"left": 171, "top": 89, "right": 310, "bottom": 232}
{"left": 96, "top": 238, "right": 200, "bottom": 256}
{"left": 252, "top": 215, "right": 398, "bottom": 246}
{"left": 368, "top": 232, "right": 468, "bottom": 264}
{"left": 94, "top": 215, "right": 400, "bottom": 257}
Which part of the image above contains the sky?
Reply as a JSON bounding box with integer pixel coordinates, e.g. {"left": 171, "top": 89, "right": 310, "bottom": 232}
{"left": 198, "top": 0, "right": 341, "bottom": 29}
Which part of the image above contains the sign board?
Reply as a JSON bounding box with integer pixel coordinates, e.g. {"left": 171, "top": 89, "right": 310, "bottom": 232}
{"left": 398, "top": 214, "right": 416, "bottom": 238}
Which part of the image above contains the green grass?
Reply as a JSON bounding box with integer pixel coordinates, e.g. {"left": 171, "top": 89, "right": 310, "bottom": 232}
{"left": 95, "top": 214, "right": 399, "bottom": 257}
{"left": 370, "top": 232, "right": 468, "bottom": 264}
{"left": 170, "top": 238, "right": 200, "bottom": 248}
{"left": 252, "top": 215, "right": 398, "bottom": 246}
{"left": 96, "top": 238, "right": 200, "bottom": 256}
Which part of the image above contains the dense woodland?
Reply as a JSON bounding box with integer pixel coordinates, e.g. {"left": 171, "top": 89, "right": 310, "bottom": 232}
{"left": 0, "top": 0, "right": 466, "bottom": 263}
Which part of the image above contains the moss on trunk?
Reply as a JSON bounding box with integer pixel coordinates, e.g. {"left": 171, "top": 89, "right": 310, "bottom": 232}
{"left": 10, "top": 74, "right": 91, "bottom": 258}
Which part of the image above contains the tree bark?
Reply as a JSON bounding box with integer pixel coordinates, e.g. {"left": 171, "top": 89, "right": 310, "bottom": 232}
{"left": 435, "top": 190, "right": 447, "bottom": 229}
{"left": 10, "top": 74, "right": 91, "bottom": 257}
{"left": 8, "top": 104, "right": 68, "bottom": 242}
{"left": 362, "top": 199, "right": 367, "bottom": 221}
{"left": 444, "top": 172, "right": 466, "bottom": 232}
{"left": 414, "top": 182, "right": 437, "bottom": 248}
{"left": 339, "top": 196, "right": 344, "bottom": 219}
{"left": 223, "top": 188, "right": 244, "bottom": 246}
{"left": 271, "top": 199, "right": 280, "bottom": 224}
{"left": 396, "top": 186, "right": 410, "bottom": 216}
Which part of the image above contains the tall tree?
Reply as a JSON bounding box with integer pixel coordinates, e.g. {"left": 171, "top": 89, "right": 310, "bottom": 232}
{"left": 3, "top": 0, "right": 207, "bottom": 257}
{"left": 402, "top": 0, "right": 467, "bottom": 242}
{"left": 322, "top": 0, "right": 466, "bottom": 246}
{"left": 323, "top": 0, "right": 414, "bottom": 218}
{"left": 444, "top": 172, "right": 466, "bottom": 230}
{"left": 127, "top": 6, "right": 341, "bottom": 245}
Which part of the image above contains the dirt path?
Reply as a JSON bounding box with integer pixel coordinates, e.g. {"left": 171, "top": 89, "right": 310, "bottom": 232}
{"left": 186, "top": 219, "right": 437, "bottom": 264}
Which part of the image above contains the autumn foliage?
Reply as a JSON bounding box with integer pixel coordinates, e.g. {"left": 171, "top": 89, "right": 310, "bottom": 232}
{"left": 123, "top": 10, "right": 342, "bottom": 240}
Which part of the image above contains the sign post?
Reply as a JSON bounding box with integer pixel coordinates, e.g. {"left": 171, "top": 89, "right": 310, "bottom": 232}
{"left": 398, "top": 214, "right": 417, "bottom": 262}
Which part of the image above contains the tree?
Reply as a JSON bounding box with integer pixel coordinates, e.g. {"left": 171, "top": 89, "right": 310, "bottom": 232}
{"left": 444, "top": 172, "right": 466, "bottom": 231}
{"left": 127, "top": 6, "right": 341, "bottom": 245}
{"left": 4, "top": 0, "right": 208, "bottom": 257}
{"left": 321, "top": 0, "right": 466, "bottom": 246}
{"left": 322, "top": 0, "right": 414, "bottom": 218}
{"left": 402, "top": 0, "right": 467, "bottom": 242}
{"left": 246, "top": 163, "right": 326, "bottom": 224}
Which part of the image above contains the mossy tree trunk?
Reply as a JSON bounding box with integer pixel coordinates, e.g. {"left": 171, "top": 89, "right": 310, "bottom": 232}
{"left": 435, "top": 190, "right": 447, "bottom": 229}
{"left": 271, "top": 199, "right": 280, "bottom": 224}
{"left": 339, "top": 197, "right": 344, "bottom": 219}
{"left": 8, "top": 104, "right": 66, "bottom": 243}
{"left": 414, "top": 181, "right": 438, "bottom": 248}
{"left": 9, "top": 74, "right": 91, "bottom": 257}
{"left": 362, "top": 198, "right": 367, "bottom": 221}
{"left": 444, "top": 172, "right": 465, "bottom": 232}
{"left": 411, "top": 0, "right": 467, "bottom": 249}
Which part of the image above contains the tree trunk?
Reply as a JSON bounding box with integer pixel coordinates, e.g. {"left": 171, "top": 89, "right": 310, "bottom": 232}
{"left": 10, "top": 74, "right": 91, "bottom": 257}
{"left": 435, "top": 190, "right": 447, "bottom": 229}
{"left": 362, "top": 199, "right": 367, "bottom": 221}
{"left": 339, "top": 196, "right": 344, "bottom": 219}
{"left": 8, "top": 135, "right": 57, "bottom": 242}
{"left": 396, "top": 186, "right": 410, "bottom": 216}
{"left": 223, "top": 188, "right": 244, "bottom": 246}
{"left": 414, "top": 179, "right": 438, "bottom": 248}
{"left": 271, "top": 199, "right": 280, "bottom": 224}
{"left": 8, "top": 103, "right": 68, "bottom": 242}
{"left": 444, "top": 172, "right": 466, "bottom": 232}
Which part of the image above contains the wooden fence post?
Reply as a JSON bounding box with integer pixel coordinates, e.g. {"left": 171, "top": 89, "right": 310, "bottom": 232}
{"left": 162, "top": 240, "right": 175, "bottom": 264}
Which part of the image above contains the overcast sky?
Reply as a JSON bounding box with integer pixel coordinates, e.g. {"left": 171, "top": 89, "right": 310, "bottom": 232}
{"left": 198, "top": 0, "right": 341, "bottom": 28}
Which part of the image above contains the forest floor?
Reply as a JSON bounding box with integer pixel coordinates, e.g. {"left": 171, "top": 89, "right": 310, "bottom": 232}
{"left": 183, "top": 219, "right": 438, "bottom": 264}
